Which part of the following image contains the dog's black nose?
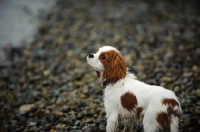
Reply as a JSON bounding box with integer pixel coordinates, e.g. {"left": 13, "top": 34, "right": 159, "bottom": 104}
{"left": 88, "top": 53, "right": 94, "bottom": 58}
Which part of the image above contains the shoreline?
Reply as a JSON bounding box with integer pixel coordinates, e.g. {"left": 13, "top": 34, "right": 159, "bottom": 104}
{"left": 0, "top": 0, "right": 55, "bottom": 61}
{"left": 0, "top": 0, "right": 200, "bottom": 131}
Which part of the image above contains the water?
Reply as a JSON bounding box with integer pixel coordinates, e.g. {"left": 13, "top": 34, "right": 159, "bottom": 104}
{"left": 0, "top": 0, "right": 55, "bottom": 60}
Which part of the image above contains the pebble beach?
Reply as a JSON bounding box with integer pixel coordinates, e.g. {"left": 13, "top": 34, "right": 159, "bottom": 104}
{"left": 0, "top": 0, "right": 200, "bottom": 132}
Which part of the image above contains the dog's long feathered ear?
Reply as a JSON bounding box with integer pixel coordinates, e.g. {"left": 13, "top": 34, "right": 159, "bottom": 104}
{"left": 103, "top": 52, "right": 127, "bottom": 84}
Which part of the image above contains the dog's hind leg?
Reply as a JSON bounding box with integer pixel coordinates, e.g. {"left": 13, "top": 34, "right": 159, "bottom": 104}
{"left": 142, "top": 101, "right": 161, "bottom": 132}
{"left": 143, "top": 112, "right": 160, "bottom": 132}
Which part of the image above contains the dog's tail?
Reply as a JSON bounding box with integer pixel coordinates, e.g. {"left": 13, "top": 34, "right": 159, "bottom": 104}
{"left": 155, "top": 98, "right": 181, "bottom": 132}
{"left": 170, "top": 105, "right": 181, "bottom": 132}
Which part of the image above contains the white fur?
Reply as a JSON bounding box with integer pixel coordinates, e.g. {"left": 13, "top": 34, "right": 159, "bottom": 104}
{"left": 87, "top": 46, "right": 181, "bottom": 132}
{"left": 99, "top": 46, "right": 119, "bottom": 53}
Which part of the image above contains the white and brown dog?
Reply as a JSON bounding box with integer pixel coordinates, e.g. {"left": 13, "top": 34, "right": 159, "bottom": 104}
{"left": 86, "top": 46, "right": 181, "bottom": 132}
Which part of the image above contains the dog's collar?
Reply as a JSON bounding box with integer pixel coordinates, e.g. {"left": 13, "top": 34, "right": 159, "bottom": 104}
{"left": 102, "top": 81, "right": 107, "bottom": 88}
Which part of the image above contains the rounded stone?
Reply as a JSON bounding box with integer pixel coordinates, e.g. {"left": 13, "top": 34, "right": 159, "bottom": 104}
{"left": 195, "top": 89, "right": 200, "bottom": 97}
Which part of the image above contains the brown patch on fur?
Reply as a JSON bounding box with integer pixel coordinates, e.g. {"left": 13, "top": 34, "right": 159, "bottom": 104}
{"left": 162, "top": 98, "right": 181, "bottom": 118}
{"left": 121, "top": 92, "right": 137, "bottom": 111}
{"left": 156, "top": 112, "right": 171, "bottom": 132}
{"left": 162, "top": 98, "right": 179, "bottom": 107}
{"left": 167, "top": 107, "right": 181, "bottom": 118}
{"left": 136, "top": 107, "right": 143, "bottom": 118}
{"left": 99, "top": 50, "right": 127, "bottom": 84}
{"left": 174, "top": 109, "right": 181, "bottom": 118}
{"left": 157, "top": 98, "right": 181, "bottom": 131}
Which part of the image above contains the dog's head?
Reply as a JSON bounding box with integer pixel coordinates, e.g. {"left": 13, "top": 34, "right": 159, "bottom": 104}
{"left": 87, "top": 46, "right": 127, "bottom": 84}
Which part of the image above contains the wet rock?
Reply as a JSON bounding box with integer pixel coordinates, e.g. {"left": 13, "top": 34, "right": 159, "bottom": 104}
{"left": 34, "top": 109, "right": 45, "bottom": 118}
{"left": 56, "top": 123, "right": 66, "bottom": 130}
{"left": 181, "top": 114, "right": 192, "bottom": 126}
{"left": 195, "top": 89, "right": 200, "bottom": 97}
{"left": 38, "top": 25, "right": 47, "bottom": 35}
{"left": 19, "top": 104, "right": 36, "bottom": 113}
{"left": 74, "top": 120, "right": 82, "bottom": 126}
{"left": 146, "top": 79, "right": 157, "bottom": 85}
{"left": 173, "top": 85, "right": 180, "bottom": 92}
{"left": 43, "top": 70, "right": 51, "bottom": 77}
{"left": 29, "top": 126, "right": 39, "bottom": 131}
{"left": 0, "top": 61, "right": 12, "bottom": 68}
{"left": 46, "top": 114, "right": 56, "bottom": 122}
{"left": 17, "top": 119, "right": 26, "bottom": 126}
{"left": 27, "top": 122, "right": 37, "bottom": 127}
{"left": 10, "top": 120, "right": 17, "bottom": 125}
{"left": 0, "top": 126, "right": 7, "bottom": 132}
{"left": 195, "top": 106, "right": 200, "bottom": 114}
{"left": 82, "top": 126, "right": 89, "bottom": 131}
{"left": 99, "top": 123, "right": 106, "bottom": 131}
{"left": 44, "top": 124, "right": 52, "bottom": 131}
{"left": 84, "top": 128, "right": 95, "bottom": 132}
{"left": 7, "top": 112, "right": 16, "bottom": 119}
{"left": 70, "top": 130, "right": 83, "bottom": 132}
{"left": 161, "top": 76, "right": 172, "bottom": 82}
{"left": 9, "top": 125, "right": 18, "bottom": 132}
{"left": 196, "top": 101, "right": 200, "bottom": 106}
{"left": 50, "top": 129, "right": 57, "bottom": 132}
{"left": 85, "top": 119, "right": 93, "bottom": 124}
{"left": 163, "top": 50, "right": 174, "bottom": 61}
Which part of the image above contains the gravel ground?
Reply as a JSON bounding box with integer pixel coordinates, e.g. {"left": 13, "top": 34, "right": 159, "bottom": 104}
{"left": 0, "top": 0, "right": 200, "bottom": 132}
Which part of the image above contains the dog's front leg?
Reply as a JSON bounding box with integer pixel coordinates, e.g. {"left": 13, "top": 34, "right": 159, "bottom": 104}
{"left": 123, "top": 118, "right": 133, "bottom": 132}
{"left": 106, "top": 113, "right": 118, "bottom": 132}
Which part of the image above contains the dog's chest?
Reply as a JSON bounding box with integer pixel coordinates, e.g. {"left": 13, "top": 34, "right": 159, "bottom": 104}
{"left": 103, "top": 87, "right": 122, "bottom": 109}
{"left": 104, "top": 87, "right": 121, "bottom": 103}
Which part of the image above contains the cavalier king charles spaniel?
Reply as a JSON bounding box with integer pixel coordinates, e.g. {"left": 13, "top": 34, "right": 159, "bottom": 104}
{"left": 86, "top": 46, "right": 181, "bottom": 132}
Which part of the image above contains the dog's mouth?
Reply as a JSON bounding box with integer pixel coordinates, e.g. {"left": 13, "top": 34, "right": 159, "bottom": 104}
{"left": 95, "top": 71, "right": 101, "bottom": 78}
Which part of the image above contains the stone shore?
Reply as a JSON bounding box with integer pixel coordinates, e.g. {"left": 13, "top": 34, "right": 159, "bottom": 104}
{"left": 0, "top": 0, "right": 200, "bottom": 132}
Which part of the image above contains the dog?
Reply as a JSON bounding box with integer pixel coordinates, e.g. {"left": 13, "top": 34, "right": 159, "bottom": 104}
{"left": 86, "top": 46, "right": 181, "bottom": 132}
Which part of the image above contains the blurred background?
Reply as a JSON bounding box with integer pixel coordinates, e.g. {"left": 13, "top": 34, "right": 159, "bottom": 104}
{"left": 0, "top": 0, "right": 200, "bottom": 132}
{"left": 0, "top": 0, "right": 55, "bottom": 61}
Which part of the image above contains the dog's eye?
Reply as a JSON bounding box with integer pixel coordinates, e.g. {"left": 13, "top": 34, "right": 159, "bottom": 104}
{"left": 100, "top": 55, "right": 106, "bottom": 60}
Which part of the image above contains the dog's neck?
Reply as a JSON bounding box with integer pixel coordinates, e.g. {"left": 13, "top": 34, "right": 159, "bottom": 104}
{"left": 96, "top": 70, "right": 137, "bottom": 88}
{"left": 96, "top": 70, "right": 129, "bottom": 88}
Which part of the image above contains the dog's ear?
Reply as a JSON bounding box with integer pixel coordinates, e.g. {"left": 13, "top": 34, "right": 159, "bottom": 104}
{"left": 103, "top": 51, "right": 127, "bottom": 84}
{"left": 96, "top": 71, "right": 100, "bottom": 78}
